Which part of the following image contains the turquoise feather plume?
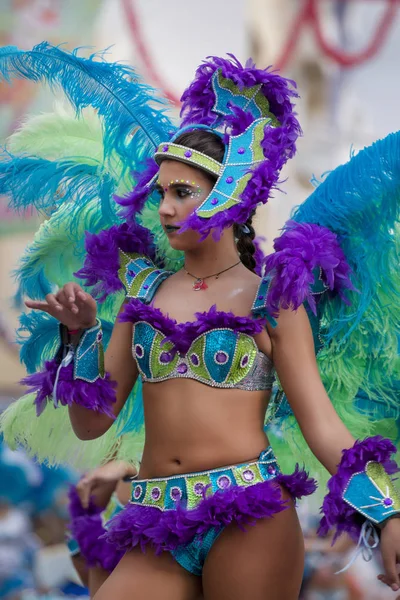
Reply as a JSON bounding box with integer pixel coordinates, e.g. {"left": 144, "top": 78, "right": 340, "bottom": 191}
{"left": 266, "top": 133, "right": 400, "bottom": 478}
{"left": 0, "top": 43, "right": 175, "bottom": 172}
{"left": 0, "top": 151, "right": 117, "bottom": 216}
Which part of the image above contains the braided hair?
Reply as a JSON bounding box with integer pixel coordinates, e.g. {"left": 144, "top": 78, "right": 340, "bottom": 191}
{"left": 171, "top": 130, "right": 257, "bottom": 272}
{"left": 233, "top": 211, "right": 257, "bottom": 273}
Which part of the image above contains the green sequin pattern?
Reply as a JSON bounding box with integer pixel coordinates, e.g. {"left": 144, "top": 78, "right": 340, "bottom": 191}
{"left": 216, "top": 71, "right": 280, "bottom": 126}
{"left": 366, "top": 462, "right": 400, "bottom": 511}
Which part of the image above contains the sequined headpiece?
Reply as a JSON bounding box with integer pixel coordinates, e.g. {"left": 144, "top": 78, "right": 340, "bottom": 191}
{"left": 129, "top": 56, "right": 301, "bottom": 238}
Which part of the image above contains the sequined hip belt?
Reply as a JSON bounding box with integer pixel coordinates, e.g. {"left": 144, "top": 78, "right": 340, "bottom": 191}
{"left": 130, "top": 446, "right": 280, "bottom": 511}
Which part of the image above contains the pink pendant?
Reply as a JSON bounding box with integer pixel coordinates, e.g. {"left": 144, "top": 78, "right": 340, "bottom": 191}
{"left": 193, "top": 279, "right": 208, "bottom": 291}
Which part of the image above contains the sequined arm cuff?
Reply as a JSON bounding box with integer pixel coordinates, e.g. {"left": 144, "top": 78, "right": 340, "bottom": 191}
{"left": 318, "top": 436, "right": 400, "bottom": 543}
{"left": 21, "top": 319, "right": 117, "bottom": 418}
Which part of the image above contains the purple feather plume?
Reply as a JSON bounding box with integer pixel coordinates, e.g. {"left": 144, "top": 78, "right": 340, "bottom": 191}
{"left": 75, "top": 221, "right": 156, "bottom": 302}
{"left": 115, "top": 159, "right": 159, "bottom": 223}
{"left": 318, "top": 436, "right": 398, "bottom": 542}
{"left": 180, "top": 54, "right": 299, "bottom": 133}
{"left": 264, "top": 221, "right": 354, "bottom": 316}
{"left": 120, "top": 300, "right": 267, "bottom": 355}
{"left": 21, "top": 359, "right": 117, "bottom": 418}
{"left": 106, "top": 468, "right": 316, "bottom": 554}
{"left": 68, "top": 487, "right": 124, "bottom": 572}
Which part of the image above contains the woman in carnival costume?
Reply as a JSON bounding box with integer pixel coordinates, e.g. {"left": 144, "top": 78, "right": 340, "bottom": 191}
{"left": 0, "top": 44, "right": 400, "bottom": 599}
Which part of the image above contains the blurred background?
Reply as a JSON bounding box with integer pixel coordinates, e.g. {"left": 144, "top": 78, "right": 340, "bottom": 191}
{"left": 0, "top": 0, "right": 399, "bottom": 598}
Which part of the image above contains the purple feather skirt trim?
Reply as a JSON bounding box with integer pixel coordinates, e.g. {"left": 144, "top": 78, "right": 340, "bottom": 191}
{"left": 318, "top": 436, "right": 398, "bottom": 542}
{"left": 68, "top": 487, "right": 124, "bottom": 572}
{"left": 264, "top": 221, "right": 355, "bottom": 316}
{"left": 21, "top": 359, "right": 117, "bottom": 418}
{"left": 105, "top": 467, "right": 316, "bottom": 555}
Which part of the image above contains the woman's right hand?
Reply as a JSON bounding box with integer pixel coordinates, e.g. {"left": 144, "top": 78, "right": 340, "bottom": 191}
{"left": 25, "top": 282, "right": 97, "bottom": 331}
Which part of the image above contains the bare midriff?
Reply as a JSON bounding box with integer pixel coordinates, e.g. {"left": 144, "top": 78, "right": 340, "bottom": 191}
{"left": 138, "top": 379, "right": 271, "bottom": 479}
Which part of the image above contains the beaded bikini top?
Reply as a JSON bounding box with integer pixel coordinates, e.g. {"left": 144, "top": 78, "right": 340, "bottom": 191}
{"left": 118, "top": 253, "right": 275, "bottom": 391}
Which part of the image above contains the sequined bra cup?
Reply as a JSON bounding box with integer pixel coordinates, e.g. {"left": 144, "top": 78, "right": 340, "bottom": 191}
{"left": 119, "top": 253, "right": 275, "bottom": 391}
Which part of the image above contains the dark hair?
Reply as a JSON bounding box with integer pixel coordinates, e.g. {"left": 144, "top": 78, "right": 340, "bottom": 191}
{"left": 172, "top": 129, "right": 257, "bottom": 272}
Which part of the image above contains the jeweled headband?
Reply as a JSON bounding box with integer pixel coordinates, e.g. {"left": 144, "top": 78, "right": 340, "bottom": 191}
{"left": 121, "top": 57, "right": 301, "bottom": 238}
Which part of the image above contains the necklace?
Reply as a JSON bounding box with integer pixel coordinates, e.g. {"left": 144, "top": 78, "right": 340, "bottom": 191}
{"left": 184, "top": 260, "right": 241, "bottom": 291}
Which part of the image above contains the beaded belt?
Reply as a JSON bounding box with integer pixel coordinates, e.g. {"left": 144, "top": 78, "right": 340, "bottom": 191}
{"left": 130, "top": 446, "right": 280, "bottom": 511}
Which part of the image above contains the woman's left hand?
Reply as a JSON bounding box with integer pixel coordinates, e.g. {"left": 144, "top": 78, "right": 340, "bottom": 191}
{"left": 377, "top": 517, "right": 400, "bottom": 596}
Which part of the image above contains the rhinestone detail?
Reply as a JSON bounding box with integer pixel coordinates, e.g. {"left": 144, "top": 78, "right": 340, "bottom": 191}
{"left": 194, "top": 482, "right": 205, "bottom": 496}
{"left": 135, "top": 344, "right": 144, "bottom": 358}
{"left": 215, "top": 351, "right": 229, "bottom": 364}
{"left": 170, "top": 487, "right": 182, "bottom": 501}
{"left": 217, "top": 475, "right": 231, "bottom": 489}
{"left": 242, "top": 469, "right": 255, "bottom": 482}
{"left": 151, "top": 487, "right": 161, "bottom": 501}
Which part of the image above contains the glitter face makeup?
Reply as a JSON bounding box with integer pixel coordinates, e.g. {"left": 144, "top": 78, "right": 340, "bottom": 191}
{"left": 156, "top": 179, "right": 202, "bottom": 200}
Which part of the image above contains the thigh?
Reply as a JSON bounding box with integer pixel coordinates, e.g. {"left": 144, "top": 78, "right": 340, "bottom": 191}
{"left": 202, "top": 489, "right": 304, "bottom": 600}
{"left": 93, "top": 546, "right": 203, "bottom": 600}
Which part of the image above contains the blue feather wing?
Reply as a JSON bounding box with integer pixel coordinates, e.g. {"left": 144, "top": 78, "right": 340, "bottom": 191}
{"left": 0, "top": 43, "right": 176, "bottom": 172}
{"left": 268, "top": 132, "right": 400, "bottom": 447}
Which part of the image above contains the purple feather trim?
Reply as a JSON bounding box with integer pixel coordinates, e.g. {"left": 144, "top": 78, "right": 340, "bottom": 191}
{"left": 120, "top": 300, "right": 267, "bottom": 355}
{"left": 68, "top": 487, "right": 124, "bottom": 572}
{"left": 105, "top": 468, "right": 316, "bottom": 554}
{"left": 115, "top": 159, "right": 159, "bottom": 223}
{"left": 75, "top": 222, "right": 156, "bottom": 301}
{"left": 264, "top": 221, "right": 354, "bottom": 316}
{"left": 318, "top": 436, "right": 398, "bottom": 542}
{"left": 21, "top": 359, "right": 117, "bottom": 419}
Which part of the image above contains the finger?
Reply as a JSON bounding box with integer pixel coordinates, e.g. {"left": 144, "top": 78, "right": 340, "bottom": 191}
{"left": 56, "top": 289, "right": 78, "bottom": 314}
{"left": 76, "top": 478, "right": 91, "bottom": 509}
{"left": 382, "top": 550, "right": 400, "bottom": 591}
{"left": 64, "top": 282, "right": 82, "bottom": 304}
{"left": 25, "top": 300, "right": 51, "bottom": 313}
{"left": 45, "top": 293, "right": 63, "bottom": 312}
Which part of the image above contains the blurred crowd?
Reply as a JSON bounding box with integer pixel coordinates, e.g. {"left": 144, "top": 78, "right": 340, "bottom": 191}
{"left": 0, "top": 436, "right": 87, "bottom": 599}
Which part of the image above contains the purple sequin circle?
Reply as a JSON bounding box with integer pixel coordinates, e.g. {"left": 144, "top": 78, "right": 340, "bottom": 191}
{"left": 240, "top": 355, "right": 249, "bottom": 368}
{"left": 225, "top": 176, "right": 234, "bottom": 184}
{"left": 151, "top": 487, "right": 161, "bottom": 501}
{"left": 170, "top": 487, "right": 182, "bottom": 501}
{"left": 215, "top": 351, "right": 228, "bottom": 365}
{"left": 184, "top": 150, "right": 192, "bottom": 158}
{"left": 190, "top": 353, "right": 200, "bottom": 367}
{"left": 242, "top": 469, "right": 255, "bottom": 482}
{"left": 211, "top": 198, "right": 219, "bottom": 205}
{"left": 194, "top": 482, "right": 205, "bottom": 497}
{"left": 160, "top": 351, "right": 172, "bottom": 364}
{"left": 267, "top": 465, "right": 277, "bottom": 476}
{"left": 237, "top": 147, "right": 245, "bottom": 155}
{"left": 217, "top": 475, "right": 231, "bottom": 489}
{"left": 383, "top": 497, "right": 393, "bottom": 506}
{"left": 133, "top": 485, "right": 142, "bottom": 499}
{"left": 135, "top": 344, "right": 144, "bottom": 358}
{"left": 162, "top": 145, "right": 169, "bottom": 152}
{"left": 177, "top": 363, "right": 188, "bottom": 374}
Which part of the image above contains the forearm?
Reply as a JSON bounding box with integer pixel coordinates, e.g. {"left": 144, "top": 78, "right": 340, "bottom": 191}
{"left": 298, "top": 404, "right": 355, "bottom": 475}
